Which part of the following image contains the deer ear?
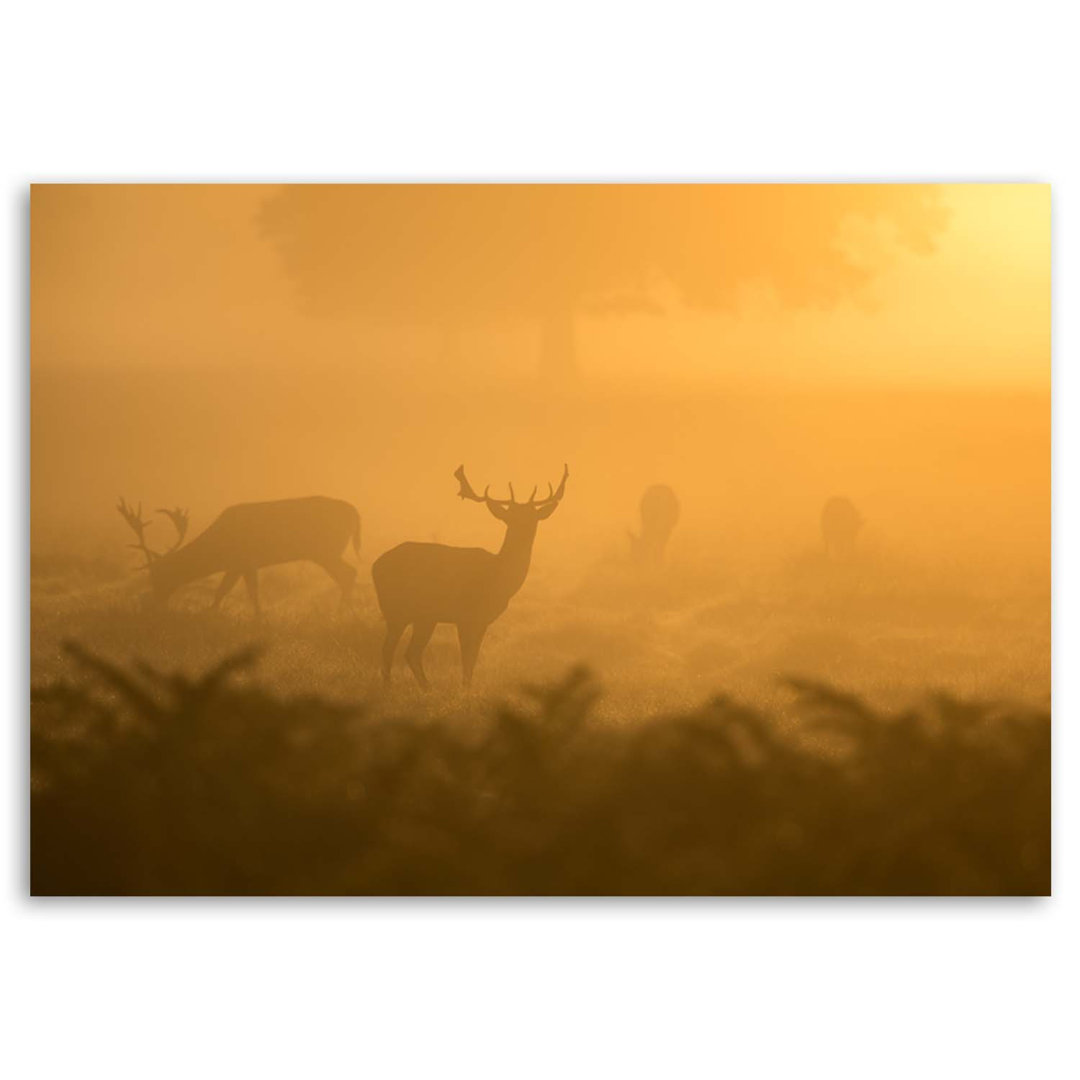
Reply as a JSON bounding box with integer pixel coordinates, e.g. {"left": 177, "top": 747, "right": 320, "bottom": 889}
{"left": 534, "top": 501, "right": 561, "bottom": 521}
{"left": 486, "top": 501, "right": 512, "bottom": 522}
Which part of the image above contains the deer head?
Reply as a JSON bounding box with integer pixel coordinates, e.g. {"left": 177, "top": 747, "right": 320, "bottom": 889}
{"left": 117, "top": 498, "right": 190, "bottom": 604}
{"left": 117, "top": 497, "right": 190, "bottom": 567}
{"left": 454, "top": 464, "right": 569, "bottom": 525}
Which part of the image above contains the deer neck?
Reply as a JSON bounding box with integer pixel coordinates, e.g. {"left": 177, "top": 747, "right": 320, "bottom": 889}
{"left": 150, "top": 538, "right": 211, "bottom": 592}
{"left": 495, "top": 521, "right": 538, "bottom": 597}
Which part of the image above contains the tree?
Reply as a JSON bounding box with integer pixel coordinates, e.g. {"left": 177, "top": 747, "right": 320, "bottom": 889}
{"left": 260, "top": 184, "right": 948, "bottom": 379}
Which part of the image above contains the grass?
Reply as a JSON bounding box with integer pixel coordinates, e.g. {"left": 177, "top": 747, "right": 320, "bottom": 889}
{"left": 30, "top": 542, "right": 1050, "bottom": 716}
{"left": 31, "top": 643, "right": 1049, "bottom": 896}
{"left": 28, "top": 541, "right": 1050, "bottom": 896}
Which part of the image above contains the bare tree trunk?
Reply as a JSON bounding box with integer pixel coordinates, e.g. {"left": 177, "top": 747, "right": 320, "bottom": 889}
{"left": 539, "top": 304, "right": 578, "bottom": 381}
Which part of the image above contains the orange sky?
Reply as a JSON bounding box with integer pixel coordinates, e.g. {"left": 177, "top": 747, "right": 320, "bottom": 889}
{"left": 31, "top": 184, "right": 1049, "bottom": 388}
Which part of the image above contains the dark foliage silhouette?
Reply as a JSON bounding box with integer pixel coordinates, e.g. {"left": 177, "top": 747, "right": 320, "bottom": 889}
{"left": 372, "top": 465, "right": 569, "bottom": 688}
{"left": 118, "top": 496, "right": 361, "bottom": 613}
{"left": 31, "top": 645, "right": 1049, "bottom": 896}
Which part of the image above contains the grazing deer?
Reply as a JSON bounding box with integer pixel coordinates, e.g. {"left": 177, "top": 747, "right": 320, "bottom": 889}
{"left": 628, "top": 484, "right": 680, "bottom": 564}
{"left": 820, "top": 496, "right": 862, "bottom": 562}
{"left": 117, "top": 496, "right": 361, "bottom": 613}
{"left": 372, "top": 464, "right": 569, "bottom": 688}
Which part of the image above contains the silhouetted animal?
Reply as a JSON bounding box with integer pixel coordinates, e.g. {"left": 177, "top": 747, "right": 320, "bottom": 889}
{"left": 820, "top": 496, "right": 862, "bottom": 562}
{"left": 118, "top": 496, "right": 360, "bottom": 613}
{"left": 372, "top": 464, "right": 569, "bottom": 688}
{"left": 628, "top": 484, "right": 680, "bottom": 564}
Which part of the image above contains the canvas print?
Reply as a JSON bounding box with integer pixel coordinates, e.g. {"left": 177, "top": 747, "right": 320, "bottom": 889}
{"left": 30, "top": 184, "right": 1050, "bottom": 896}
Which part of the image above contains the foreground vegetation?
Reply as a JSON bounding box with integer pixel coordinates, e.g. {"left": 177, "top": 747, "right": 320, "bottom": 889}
{"left": 31, "top": 644, "right": 1049, "bottom": 896}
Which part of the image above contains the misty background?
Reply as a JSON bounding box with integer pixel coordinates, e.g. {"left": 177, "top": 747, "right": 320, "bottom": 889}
{"left": 30, "top": 184, "right": 1049, "bottom": 711}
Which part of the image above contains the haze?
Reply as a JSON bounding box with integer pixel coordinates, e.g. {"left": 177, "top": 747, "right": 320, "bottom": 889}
{"left": 30, "top": 184, "right": 1050, "bottom": 711}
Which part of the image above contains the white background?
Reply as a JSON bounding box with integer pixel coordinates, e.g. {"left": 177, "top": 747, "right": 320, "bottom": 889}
{"left": 2, "top": 3, "right": 1075, "bottom": 1077}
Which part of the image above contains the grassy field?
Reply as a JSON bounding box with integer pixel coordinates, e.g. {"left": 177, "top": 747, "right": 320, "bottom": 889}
{"left": 29, "top": 373, "right": 1050, "bottom": 895}
{"left": 30, "top": 534, "right": 1050, "bottom": 719}
{"left": 29, "top": 535, "right": 1050, "bottom": 896}
{"left": 31, "top": 633, "right": 1049, "bottom": 896}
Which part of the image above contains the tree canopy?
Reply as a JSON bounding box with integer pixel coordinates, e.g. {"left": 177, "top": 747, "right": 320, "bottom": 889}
{"left": 260, "top": 185, "right": 948, "bottom": 377}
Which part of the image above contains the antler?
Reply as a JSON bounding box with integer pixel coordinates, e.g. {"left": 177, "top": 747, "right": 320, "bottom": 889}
{"left": 155, "top": 506, "right": 189, "bottom": 552}
{"left": 535, "top": 464, "right": 570, "bottom": 506}
{"left": 117, "top": 497, "right": 189, "bottom": 567}
{"left": 117, "top": 497, "right": 156, "bottom": 567}
{"left": 454, "top": 465, "right": 569, "bottom": 507}
{"left": 454, "top": 465, "right": 495, "bottom": 504}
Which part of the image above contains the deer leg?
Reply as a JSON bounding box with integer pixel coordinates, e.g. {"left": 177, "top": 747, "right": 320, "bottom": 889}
{"left": 457, "top": 621, "right": 488, "bottom": 688}
{"left": 243, "top": 569, "right": 261, "bottom": 616}
{"left": 212, "top": 570, "right": 241, "bottom": 610}
{"left": 405, "top": 621, "right": 436, "bottom": 691}
{"left": 382, "top": 621, "right": 405, "bottom": 684}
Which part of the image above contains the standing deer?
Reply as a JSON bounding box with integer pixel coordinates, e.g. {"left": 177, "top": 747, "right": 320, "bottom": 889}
{"left": 820, "top": 496, "right": 862, "bottom": 563}
{"left": 628, "top": 484, "right": 680, "bottom": 564}
{"left": 372, "top": 464, "right": 569, "bottom": 688}
{"left": 118, "top": 496, "right": 361, "bottom": 613}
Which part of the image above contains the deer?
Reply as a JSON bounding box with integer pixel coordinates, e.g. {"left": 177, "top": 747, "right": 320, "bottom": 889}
{"left": 371, "top": 464, "right": 569, "bottom": 689}
{"left": 628, "top": 484, "right": 680, "bottom": 564}
{"left": 117, "top": 496, "right": 361, "bottom": 613}
{"left": 820, "top": 496, "right": 863, "bottom": 563}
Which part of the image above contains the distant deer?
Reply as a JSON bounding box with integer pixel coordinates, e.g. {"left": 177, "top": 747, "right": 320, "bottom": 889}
{"left": 628, "top": 484, "right": 680, "bottom": 564}
{"left": 118, "top": 496, "right": 361, "bottom": 613}
{"left": 820, "top": 496, "right": 862, "bottom": 562}
{"left": 372, "top": 464, "right": 569, "bottom": 688}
